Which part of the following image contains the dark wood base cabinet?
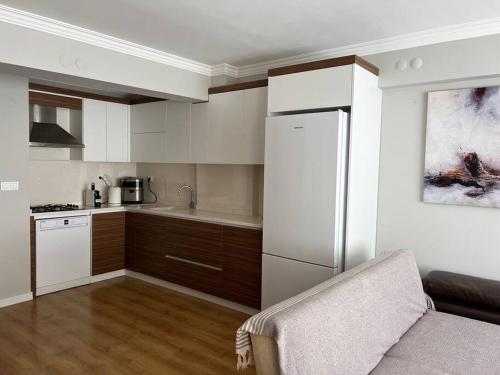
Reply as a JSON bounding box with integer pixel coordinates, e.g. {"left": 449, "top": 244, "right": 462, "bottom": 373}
{"left": 92, "top": 212, "right": 126, "bottom": 275}
{"left": 125, "top": 212, "right": 262, "bottom": 309}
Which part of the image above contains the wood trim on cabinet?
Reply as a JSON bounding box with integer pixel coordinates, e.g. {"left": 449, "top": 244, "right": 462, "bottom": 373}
{"left": 29, "top": 83, "right": 130, "bottom": 105}
{"left": 267, "top": 55, "right": 379, "bottom": 77}
{"left": 29, "top": 91, "right": 82, "bottom": 110}
{"left": 129, "top": 97, "right": 166, "bottom": 105}
{"left": 30, "top": 217, "right": 36, "bottom": 293}
{"left": 208, "top": 79, "right": 268, "bottom": 95}
{"left": 29, "top": 83, "right": 165, "bottom": 106}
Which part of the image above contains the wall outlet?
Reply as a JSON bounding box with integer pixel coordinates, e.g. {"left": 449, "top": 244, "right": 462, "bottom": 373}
{"left": 1, "top": 181, "right": 19, "bottom": 191}
{"left": 148, "top": 176, "right": 154, "bottom": 183}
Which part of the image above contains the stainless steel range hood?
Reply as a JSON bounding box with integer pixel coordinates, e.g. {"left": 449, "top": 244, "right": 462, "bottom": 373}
{"left": 29, "top": 104, "right": 84, "bottom": 148}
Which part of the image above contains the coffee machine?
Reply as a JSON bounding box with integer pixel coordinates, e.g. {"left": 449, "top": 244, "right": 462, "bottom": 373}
{"left": 120, "top": 177, "right": 144, "bottom": 204}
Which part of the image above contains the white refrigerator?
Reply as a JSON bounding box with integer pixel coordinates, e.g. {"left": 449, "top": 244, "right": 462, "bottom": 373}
{"left": 261, "top": 110, "right": 349, "bottom": 309}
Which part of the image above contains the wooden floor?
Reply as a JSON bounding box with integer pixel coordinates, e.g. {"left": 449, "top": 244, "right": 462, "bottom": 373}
{"left": 0, "top": 277, "right": 256, "bottom": 375}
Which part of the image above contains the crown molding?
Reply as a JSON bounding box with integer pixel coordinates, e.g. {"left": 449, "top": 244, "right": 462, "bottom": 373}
{"left": 1, "top": 4, "right": 500, "bottom": 79}
{"left": 0, "top": 4, "right": 213, "bottom": 76}
{"left": 235, "top": 16, "right": 500, "bottom": 77}
{"left": 211, "top": 63, "right": 239, "bottom": 78}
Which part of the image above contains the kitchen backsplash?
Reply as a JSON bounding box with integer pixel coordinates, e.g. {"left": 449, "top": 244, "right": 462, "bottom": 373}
{"left": 30, "top": 161, "right": 137, "bottom": 205}
{"left": 195, "top": 164, "right": 263, "bottom": 216}
{"left": 31, "top": 161, "right": 264, "bottom": 216}
{"left": 137, "top": 163, "right": 264, "bottom": 216}
{"left": 137, "top": 163, "right": 196, "bottom": 207}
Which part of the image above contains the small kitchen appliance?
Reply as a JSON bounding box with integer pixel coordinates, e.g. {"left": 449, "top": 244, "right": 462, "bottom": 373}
{"left": 84, "top": 182, "right": 102, "bottom": 208}
{"left": 108, "top": 187, "right": 122, "bottom": 205}
{"left": 120, "top": 177, "right": 144, "bottom": 204}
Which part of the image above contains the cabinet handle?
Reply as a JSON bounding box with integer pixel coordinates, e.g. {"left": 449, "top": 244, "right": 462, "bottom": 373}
{"left": 165, "top": 254, "right": 222, "bottom": 271}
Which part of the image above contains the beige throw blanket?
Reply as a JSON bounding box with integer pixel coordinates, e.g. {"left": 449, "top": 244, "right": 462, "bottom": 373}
{"left": 236, "top": 251, "right": 434, "bottom": 372}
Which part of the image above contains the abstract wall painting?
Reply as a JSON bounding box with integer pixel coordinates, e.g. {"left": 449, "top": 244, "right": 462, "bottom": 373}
{"left": 424, "top": 86, "right": 500, "bottom": 208}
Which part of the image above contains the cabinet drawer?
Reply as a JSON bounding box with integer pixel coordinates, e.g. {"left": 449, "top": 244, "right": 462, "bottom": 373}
{"left": 268, "top": 65, "right": 352, "bottom": 113}
{"left": 163, "top": 217, "right": 223, "bottom": 268}
{"left": 163, "top": 257, "right": 223, "bottom": 297}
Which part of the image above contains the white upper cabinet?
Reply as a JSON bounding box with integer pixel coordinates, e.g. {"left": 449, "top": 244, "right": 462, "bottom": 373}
{"left": 129, "top": 84, "right": 267, "bottom": 164}
{"left": 243, "top": 87, "right": 267, "bottom": 164}
{"left": 106, "top": 102, "right": 129, "bottom": 162}
{"left": 130, "top": 101, "right": 167, "bottom": 134}
{"left": 207, "top": 90, "right": 245, "bottom": 163}
{"left": 268, "top": 65, "right": 353, "bottom": 113}
{"left": 130, "top": 132, "right": 166, "bottom": 163}
{"left": 82, "top": 99, "right": 107, "bottom": 162}
{"left": 200, "top": 85, "right": 267, "bottom": 164}
{"left": 82, "top": 99, "right": 129, "bottom": 162}
{"left": 130, "top": 100, "right": 191, "bottom": 163}
{"left": 190, "top": 102, "right": 208, "bottom": 163}
{"left": 166, "top": 102, "right": 191, "bottom": 163}
{"left": 130, "top": 101, "right": 167, "bottom": 163}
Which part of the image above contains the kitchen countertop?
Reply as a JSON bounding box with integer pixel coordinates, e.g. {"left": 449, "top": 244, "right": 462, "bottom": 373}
{"left": 30, "top": 204, "right": 263, "bottom": 229}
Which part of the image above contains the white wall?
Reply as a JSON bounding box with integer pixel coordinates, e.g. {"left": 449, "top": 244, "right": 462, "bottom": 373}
{"left": 368, "top": 34, "right": 500, "bottom": 89}
{"left": 369, "top": 36, "right": 500, "bottom": 280}
{"left": 0, "top": 72, "right": 30, "bottom": 301}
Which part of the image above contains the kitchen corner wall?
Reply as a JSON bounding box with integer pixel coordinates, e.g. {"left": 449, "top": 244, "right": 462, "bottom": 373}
{"left": 30, "top": 161, "right": 136, "bottom": 205}
{"left": 137, "top": 163, "right": 264, "bottom": 216}
{"left": 0, "top": 72, "right": 30, "bottom": 301}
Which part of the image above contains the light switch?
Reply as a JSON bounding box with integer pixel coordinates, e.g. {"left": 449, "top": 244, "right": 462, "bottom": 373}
{"left": 1, "top": 181, "right": 19, "bottom": 191}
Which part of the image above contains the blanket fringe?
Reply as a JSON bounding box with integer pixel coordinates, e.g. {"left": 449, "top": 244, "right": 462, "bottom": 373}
{"left": 236, "top": 346, "right": 254, "bottom": 370}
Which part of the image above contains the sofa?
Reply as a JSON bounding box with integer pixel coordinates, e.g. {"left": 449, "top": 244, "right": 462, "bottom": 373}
{"left": 423, "top": 270, "right": 500, "bottom": 325}
{"left": 237, "top": 250, "right": 500, "bottom": 375}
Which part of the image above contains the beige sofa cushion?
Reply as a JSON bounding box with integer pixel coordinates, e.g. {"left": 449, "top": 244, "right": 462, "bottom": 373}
{"left": 265, "top": 250, "right": 428, "bottom": 375}
{"left": 372, "top": 310, "right": 500, "bottom": 375}
{"left": 369, "top": 356, "right": 449, "bottom": 375}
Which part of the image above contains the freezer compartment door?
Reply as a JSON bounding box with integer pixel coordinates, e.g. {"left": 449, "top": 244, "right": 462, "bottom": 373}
{"left": 261, "top": 254, "right": 336, "bottom": 309}
{"left": 263, "top": 111, "right": 348, "bottom": 268}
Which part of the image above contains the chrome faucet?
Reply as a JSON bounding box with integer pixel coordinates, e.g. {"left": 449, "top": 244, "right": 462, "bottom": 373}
{"left": 177, "top": 185, "right": 196, "bottom": 209}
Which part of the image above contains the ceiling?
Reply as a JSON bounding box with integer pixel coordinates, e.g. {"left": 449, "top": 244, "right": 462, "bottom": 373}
{"left": 2, "top": 0, "right": 500, "bottom": 67}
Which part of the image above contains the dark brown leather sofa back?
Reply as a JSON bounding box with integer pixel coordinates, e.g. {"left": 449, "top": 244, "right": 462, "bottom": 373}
{"left": 423, "top": 271, "right": 500, "bottom": 325}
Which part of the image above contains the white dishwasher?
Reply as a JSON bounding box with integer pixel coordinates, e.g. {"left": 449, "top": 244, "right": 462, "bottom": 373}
{"left": 36, "top": 215, "right": 91, "bottom": 296}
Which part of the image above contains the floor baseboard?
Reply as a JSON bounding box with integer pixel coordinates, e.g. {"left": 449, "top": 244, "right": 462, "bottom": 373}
{"left": 0, "top": 292, "right": 33, "bottom": 308}
{"left": 125, "top": 270, "right": 259, "bottom": 316}
{"left": 91, "top": 269, "right": 126, "bottom": 283}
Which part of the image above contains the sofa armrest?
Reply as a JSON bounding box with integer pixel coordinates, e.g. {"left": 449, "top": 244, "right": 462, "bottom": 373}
{"left": 423, "top": 271, "right": 500, "bottom": 309}
{"left": 251, "top": 334, "right": 279, "bottom": 375}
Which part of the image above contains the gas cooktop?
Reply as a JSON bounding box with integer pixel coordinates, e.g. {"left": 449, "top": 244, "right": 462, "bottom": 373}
{"left": 30, "top": 204, "right": 80, "bottom": 213}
